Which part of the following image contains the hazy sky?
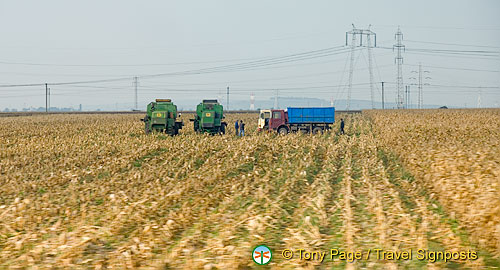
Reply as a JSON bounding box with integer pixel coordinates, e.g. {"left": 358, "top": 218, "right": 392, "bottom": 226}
{"left": 0, "top": 0, "right": 499, "bottom": 110}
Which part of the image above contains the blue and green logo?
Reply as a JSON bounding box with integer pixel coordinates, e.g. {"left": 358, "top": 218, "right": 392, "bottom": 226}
{"left": 252, "top": 245, "right": 272, "bottom": 265}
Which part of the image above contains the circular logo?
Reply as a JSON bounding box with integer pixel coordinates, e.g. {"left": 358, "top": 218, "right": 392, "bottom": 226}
{"left": 252, "top": 245, "right": 272, "bottom": 265}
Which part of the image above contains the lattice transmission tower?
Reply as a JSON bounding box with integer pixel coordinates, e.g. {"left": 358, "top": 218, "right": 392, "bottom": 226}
{"left": 410, "top": 63, "right": 430, "bottom": 109}
{"left": 345, "top": 24, "right": 377, "bottom": 111}
{"left": 393, "top": 27, "right": 405, "bottom": 109}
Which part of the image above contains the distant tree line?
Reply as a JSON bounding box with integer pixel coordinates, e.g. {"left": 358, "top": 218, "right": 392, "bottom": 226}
{"left": 2, "top": 107, "right": 81, "bottom": 112}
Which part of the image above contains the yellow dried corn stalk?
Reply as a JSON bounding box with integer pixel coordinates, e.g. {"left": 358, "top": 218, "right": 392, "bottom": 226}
{"left": 0, "top": 111, "right": 497, "bottom": 269}
{"left": 367, "top": 109, "right": 500, "bottom": 256}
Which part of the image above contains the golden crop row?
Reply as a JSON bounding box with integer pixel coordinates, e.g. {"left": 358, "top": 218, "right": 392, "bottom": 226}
{"left": 367, "top": 109, "right": 500, "bottom": 257}
{"left": 0, "top": 112, "right": 497, "bottom": 269}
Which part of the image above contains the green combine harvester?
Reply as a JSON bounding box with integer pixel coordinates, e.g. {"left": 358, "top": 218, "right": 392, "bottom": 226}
{"left": 142, "top": 99, "right": 183, "bottom": 135}
{"left": 191, "top": 99, "right": 227, "bottom": 134}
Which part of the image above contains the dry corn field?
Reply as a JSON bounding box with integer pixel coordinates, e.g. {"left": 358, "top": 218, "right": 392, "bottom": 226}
{"left": 0, "top": 110, "right": 499, "bottom": 269}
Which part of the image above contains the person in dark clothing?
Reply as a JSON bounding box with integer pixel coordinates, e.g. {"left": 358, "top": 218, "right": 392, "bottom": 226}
{"left": 234, "top": 120, "right": 239, "bottom": 135}
{"left": 239, "top": 120, "right": 245, "bottom": 136}
{"left": 340, "top": 118, "right": 345, "bottom": 134}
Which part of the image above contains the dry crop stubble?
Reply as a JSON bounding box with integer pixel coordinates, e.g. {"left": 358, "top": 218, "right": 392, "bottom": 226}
{"left": 1, "top": 111, "right": 499, "bottom": 269}
{"left": 368, "top": 109, "right": 500, "bottom": 256}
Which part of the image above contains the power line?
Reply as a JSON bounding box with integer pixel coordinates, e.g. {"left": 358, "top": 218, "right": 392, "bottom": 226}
{"left": 405, "top": 39, "right": 500, "bottom": 49}
{"left": 3, "top": 82, "right": 500, "bottom": 100}
{"left": 378, "top": 46, "right": 499, "bottom": 55}
{"left": 403, "top": 51, "right": 499, "bottom": 61}
{"left": 139, "top": 47, "right": 353, "bottom": 79}
{"left": 374, "top": 24, "right": 500, "bottom": 31}
{"left": 383, "top": 82, "right": 497, "bottom": 89}
{"left": 427, "top": 84, "right": 497, "bottom": 89}
{"left": 333, "top": 45, "right": 351, "bottom": 107}
{"left": 0, "top": 45, "right": 353, "bottom": 88}
{"left": 405, "top": 63, "right": 499, "bottom": 73}
{"left": 0, "top": 47, "right": 347, "bottom": 67}
{"left": 0, "top": 64, "right": 397, "bottom": 93}
{"left": 376, "top": 46, "right": 499, "bottom": 58}
{"left": 407, "top": 48, "right": 498, "bottom": 55}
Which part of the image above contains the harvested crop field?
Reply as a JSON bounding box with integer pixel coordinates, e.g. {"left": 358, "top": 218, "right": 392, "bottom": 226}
{"left": 0, "top": 110, "right": 499, "bottom": 269}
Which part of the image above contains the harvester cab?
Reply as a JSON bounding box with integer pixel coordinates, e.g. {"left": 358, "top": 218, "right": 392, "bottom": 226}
{"left": 191, "top": 99, "right": 227, "bottom": 135}
{"left": 142, "top": 99, "right": 183, "bottom": 135}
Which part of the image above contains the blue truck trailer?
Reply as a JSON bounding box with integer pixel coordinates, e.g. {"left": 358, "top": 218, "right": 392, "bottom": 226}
{"left": 258, "top": 107, "right": 335, "bottom": 134}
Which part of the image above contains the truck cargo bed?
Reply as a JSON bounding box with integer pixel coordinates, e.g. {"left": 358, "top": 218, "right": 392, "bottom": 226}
{"left": 287, "top": 107, "right": 335, "bottom": 124}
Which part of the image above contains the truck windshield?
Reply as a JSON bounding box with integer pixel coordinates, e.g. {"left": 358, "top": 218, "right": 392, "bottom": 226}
{"left": 260, "top": 112, "right": 270, "bottom": 119}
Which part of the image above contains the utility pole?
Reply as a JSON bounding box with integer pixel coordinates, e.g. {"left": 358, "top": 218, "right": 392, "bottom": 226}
{"left": 393, "top": 26, "right": 405, "bottom": 109}
{"left": 404, "top": 85, "right": 411, "bottom": 109}
{"left": 345, "top": 24, "right": 377, "bottom": 110}
{"left": 133, "top": 77, "right": 138, "bottom": 110}
{"left": 477, "top": 87, "right": 482, "bottom": 108}
{"left": 226, "top": 86, "right": 229, "bottom": 110}
{"left": 418, "top": 64, "right": 422, "bottom": 109}
{"left": 404, "top": 86, "right": 408, "bottom": 109}
{"left": 274, "top": 89, "right": 278, "bottom": 109}
{"left": 45, "top": 83, "right": 48, "bottom": 112}
{"left": 381, "top": 82, "right": 385, "bottom": 109}
{"left": 407, "top": 85, "right": 411, "bottom": 109}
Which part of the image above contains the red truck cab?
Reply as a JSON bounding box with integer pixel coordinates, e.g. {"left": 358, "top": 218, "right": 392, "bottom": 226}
{"left": 258, "top": 109, "right": 289, "bottom": 134}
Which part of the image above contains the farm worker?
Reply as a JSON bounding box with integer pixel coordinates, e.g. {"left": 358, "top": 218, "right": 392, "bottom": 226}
{"left": 340, "top": 118, "right": 345, "bottom": 134}
{"left": 234, "top": 120, "right": 239, "bottom": 135}
{"left": 239, "top": 120, "right": 245, "bottom": 136}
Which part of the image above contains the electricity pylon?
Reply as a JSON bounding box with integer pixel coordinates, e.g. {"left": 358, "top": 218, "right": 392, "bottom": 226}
{"left": 409, "top": 63, "right": 430, "bottom": 109}
{"left": 393, "top": 27, "right": 405, "bottom": 109}
{"left": 345, "top": 24, "right": 377, "bottom": 110}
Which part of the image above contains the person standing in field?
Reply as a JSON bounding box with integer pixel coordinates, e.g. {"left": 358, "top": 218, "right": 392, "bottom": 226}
{"left": 239, "top": 120, "right": 245, "bottom": 136}
{"left": 234, "top": 120, "right": 239, "bottom": 136}
{"left": 340, "top": 118, "right": 345, "bottom": 135}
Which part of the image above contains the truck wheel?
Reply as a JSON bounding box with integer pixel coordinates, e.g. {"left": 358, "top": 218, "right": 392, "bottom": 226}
{"left": 278, "top": 127, "right": 288, "bottom": 135}
{"left": 312, "top": 127, "right": 323, "bottom": 134}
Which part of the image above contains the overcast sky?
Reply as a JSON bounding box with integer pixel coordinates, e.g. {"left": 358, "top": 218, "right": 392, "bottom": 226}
{"left": 0, "top": 0, "right": 499, "bottom": 110}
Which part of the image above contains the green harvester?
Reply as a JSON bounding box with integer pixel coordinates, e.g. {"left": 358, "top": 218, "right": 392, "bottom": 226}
{"left": 142, "top": 99, "right": 183, "bottom": 135}
{"left": 191, "top": 99, "right": 227, "bottom": 134}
